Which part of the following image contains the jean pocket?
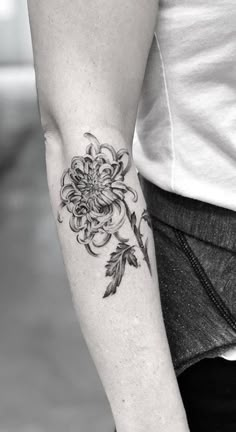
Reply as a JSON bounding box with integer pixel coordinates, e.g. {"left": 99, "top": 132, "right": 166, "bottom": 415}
{"left": 174, "top": 228, "right": 236, "bottom": 332}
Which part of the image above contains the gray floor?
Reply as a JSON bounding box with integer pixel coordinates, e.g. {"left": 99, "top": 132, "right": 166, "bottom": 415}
{"left": 0, "top": 67, "right": 114, "bottom": 431}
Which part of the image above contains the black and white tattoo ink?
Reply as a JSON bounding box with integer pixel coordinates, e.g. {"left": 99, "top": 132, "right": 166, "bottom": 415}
{"left": 57, "top": 133, "right": 152, "bottom": 298}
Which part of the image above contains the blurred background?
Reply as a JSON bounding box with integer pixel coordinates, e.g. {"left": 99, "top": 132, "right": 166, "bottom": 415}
{"left": 0, "top": 0, "right": 113, "bottom": 430}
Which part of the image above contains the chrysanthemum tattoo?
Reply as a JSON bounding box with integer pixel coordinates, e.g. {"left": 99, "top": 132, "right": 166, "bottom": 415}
{"left": 57, "top": 132, "right": 152, "bottom": 298}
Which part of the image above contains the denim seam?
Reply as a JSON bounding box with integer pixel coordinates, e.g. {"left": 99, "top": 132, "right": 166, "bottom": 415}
{"left": 174, "top": 228, "right": 236, "bottom": 332}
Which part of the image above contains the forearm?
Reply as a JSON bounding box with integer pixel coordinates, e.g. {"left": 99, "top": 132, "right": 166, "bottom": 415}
{"left": 27, "top": 1, "right": 189, "bottom": 429}
{"left": 45, "top": 125, "right": 188, "bottom": 432}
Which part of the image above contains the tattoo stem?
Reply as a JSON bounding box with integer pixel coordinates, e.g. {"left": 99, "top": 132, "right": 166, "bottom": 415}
{"left": 123, "top": 201, "right": 152, "bottom": 275}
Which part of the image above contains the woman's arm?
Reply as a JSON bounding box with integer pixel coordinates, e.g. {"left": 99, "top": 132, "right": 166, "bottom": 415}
{"left": 27, "top": 1, "right": 189, "bottom": 431}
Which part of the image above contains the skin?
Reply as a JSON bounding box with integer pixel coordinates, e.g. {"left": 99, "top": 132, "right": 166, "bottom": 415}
{"left": 27, "top": 1, "right": 189, "bottom": 431}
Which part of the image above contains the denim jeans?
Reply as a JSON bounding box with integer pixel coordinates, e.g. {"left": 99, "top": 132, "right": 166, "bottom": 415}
{"left": 138, "top": 175, "right": 236, "bottom": 375}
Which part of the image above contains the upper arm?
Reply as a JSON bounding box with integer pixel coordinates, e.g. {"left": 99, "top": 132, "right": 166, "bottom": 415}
{"left": 27, "top": 0, "right": 159, "bottom": 141}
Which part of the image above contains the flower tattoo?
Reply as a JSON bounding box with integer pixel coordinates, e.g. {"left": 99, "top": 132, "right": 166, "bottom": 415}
{"left": 58, "top": 132, "right": 152, "bottom": 298}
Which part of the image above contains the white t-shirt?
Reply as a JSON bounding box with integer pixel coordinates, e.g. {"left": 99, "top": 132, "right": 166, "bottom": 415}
{"left": 133, "top": 1, "right": 236, "bottom": 360}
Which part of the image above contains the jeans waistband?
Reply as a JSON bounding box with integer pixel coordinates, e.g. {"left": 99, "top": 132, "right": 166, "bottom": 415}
{"left": 139, "top": 176, "right": 236, "bottom": 253}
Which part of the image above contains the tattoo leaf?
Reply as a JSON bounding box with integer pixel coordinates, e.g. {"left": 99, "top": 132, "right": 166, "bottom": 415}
{"left": 103, "top": 242, "right": 138, "bottom": 298}
{"left": 141, "top": 209, "right": 152, "bottom": 228}
{"left": 126, "top": 250, "right": 138, "bottom": 267}
{"left": 130, "top": 212, "right": 137, "bottom": 230}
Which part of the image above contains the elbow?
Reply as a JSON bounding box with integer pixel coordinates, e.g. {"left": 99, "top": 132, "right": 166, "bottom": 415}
{"left": 37, "top": 95, "right": 62, "bottom": 151}
{"left": 42, "top": 114, "right": 131, "bottom": 167}
{"left": 38, "top": 95, "right": 131, "bottom": 160}
{"left": 39, "top": 103, "right": 72, "bottom": 164}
